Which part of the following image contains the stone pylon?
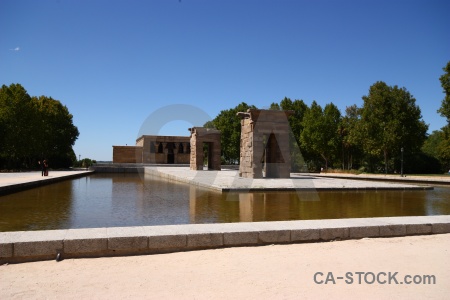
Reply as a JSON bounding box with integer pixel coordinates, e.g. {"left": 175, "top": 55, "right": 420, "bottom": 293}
{"left": 237, "top": 109, "right": 293, "bottom": 178}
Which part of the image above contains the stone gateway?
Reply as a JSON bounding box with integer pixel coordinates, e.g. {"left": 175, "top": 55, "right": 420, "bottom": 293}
{"left": 237, "top": 109, "right": 293, "bottom": 178}
{"left": 189, "top": 127, "right": 221, "bottom": 170}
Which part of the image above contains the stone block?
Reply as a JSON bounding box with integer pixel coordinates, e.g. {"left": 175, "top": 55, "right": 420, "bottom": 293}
{"left": 64, "top": 238, "right": 107, "bottom": 254}
{"left": 64, "top": 228, "right": 108, "bottom": 254}
{"left": 431, "top": 223, "right": 450, "bottom": 234}
{"left": 148, "top": 235, "right": 187, "bottom": 249}
{"left": 291, "top": 229, "right": 320, "bottom": 242}
{"left": 258, "top": 230, "right": 290, "bottom": 243}
{"left": 379, "top": 225, "right": 406, "bottom": 237}
{"left": 14, "top": 240, "right": 62, "bottom": 257}
{"left": 320, "top": 228, "right": 349, "bottom": 240}
{"left": 108, "top": 236, "right": 148, "bottom": 251}
{"left": 0, "top": 243, "right": 13, "bottom": 258}
{"left": 107, "top": 227, "right": 148, "bottom": 251}
{"left": 405, "top": 224, "right": 432, "bottom": 235}
{"left": 187, "top": 233, "right": 223, "bottom": 248}
{"left": 9, "top": 230, "right": 66, "bottom": 257}
{"left": 349, "top": 226, "right": 379, "bottom": 238}
{"left": 223, "top": 231, "right": 259, "bottom": 246}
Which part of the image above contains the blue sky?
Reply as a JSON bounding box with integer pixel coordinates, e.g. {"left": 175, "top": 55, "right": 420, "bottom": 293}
{"left": 1, "top": 0, "right": 449, "bottom": 161}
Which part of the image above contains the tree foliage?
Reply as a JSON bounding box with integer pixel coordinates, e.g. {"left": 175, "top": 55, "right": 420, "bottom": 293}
{"left": 204, "top": 102, "right": 256, "bottom": 164}
{"left": 422, "top": 130, "right": 448, "bottom": 173}
{"left": 74, "top": 158, "right": 97, "bottom": 168}
{"left": 0, "top": 84, "right": 79, "bottom": 169}
{"left": 339, "top": 105, "right": 363, "bottom": 170}
{"left": 438, "top": 61, "right": 450, "bottom": 122}
{"left": 437, "top": 128, "right": 450, "bottom": 171}
{"left": 359, "top": 81, "right": 428, "bottom": 173}
{"left": 436, "top": 61, "right": 450, "bottom": 171}
{"left": 300, "top": 101, "right": 342, "bottom": 169}
{"left": 268, "top": 97, "right": 309, "bottom": 171}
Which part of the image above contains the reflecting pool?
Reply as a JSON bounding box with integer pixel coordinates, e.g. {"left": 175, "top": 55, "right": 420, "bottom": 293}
{"left": 0, "top": 173, "right": 449, "bottom": 232}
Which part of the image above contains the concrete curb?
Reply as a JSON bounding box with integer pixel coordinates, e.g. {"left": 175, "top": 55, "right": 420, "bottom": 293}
{"left": 1, "top": 215, "right": 449, "bottom": 264}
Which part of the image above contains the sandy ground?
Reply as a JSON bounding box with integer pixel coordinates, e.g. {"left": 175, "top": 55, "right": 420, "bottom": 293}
{"left": 1, "top": 234, "right": 449, "bottom": 300}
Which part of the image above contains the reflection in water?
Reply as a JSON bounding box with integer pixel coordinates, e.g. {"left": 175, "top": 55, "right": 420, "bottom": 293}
{"left": 0, "top": 180, "right": 74, "bottom": 231}
{"left": 0, "top": 173, "right": 449, "bottom": 232}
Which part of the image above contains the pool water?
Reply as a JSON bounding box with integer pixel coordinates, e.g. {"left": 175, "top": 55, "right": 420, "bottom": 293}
{"left": 0, "top": 173, "right": 449, "bottom": 232}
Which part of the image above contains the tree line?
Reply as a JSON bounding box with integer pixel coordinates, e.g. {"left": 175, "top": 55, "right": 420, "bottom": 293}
{"left": 206, "top": 62, "right": 450, "bottom": 174}
{"left": 0, "top": 84, "right": 79, "bottom": 170}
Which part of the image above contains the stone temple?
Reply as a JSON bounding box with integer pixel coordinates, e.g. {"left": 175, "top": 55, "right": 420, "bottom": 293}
{"left": 113, "top": 109, "right": 292, "bottom": 178}
{"left": 112, "top": 127, "right": 221, "bottom": 171}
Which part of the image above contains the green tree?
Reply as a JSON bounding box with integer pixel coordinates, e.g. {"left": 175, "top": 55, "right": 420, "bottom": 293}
{"left": 275, "top": 97, "right": 309, "bottom": 171}
{"left": 438, "top": 61, "right": 450, "bottom": 122}
{"left": 422, "top": 130, "right": 442, "bottom": 159}
{"left": 340, "top": 105, "right": 363, "bottom": 170}
{"left": 34, "top": 96, "right": 79, "bottom": 167}
{"left": 437, "top": 129, "right": 450, "bottom": 171}
{"left": 0, "top": 84, "right": 37, "bottom": 168}
{"left": 437, "top": 61, "right": 450, "bottom": 171}
{"left": 0, "top": 84, "right": 79, "bottom": 169}
{"left": 300, "top": 101, "right": 342, "bottom": 170}
{"left": 421, "top": 130, "right": 446, "bottom": 173}
{"left": 279, "top": 97, "right": 308, "bottom": 143}
{"left": 359, "top": 81, "right": 428, "bottom": 173}
{"left": 205, "top": 102, "right": 256, "bottom": 164}
{"left": 269, "top": 102, "right": 281, "bottom": 110}
{"left": 75, "top": 157, "right": 96, "bottom": 168}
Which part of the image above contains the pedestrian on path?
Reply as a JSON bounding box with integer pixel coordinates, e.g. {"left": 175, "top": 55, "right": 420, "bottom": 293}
{"left": 43, "top": 159, "right": 48, "bottom": 176}
{"left": 38, "top": 160, "right": 44, "bottom": 176}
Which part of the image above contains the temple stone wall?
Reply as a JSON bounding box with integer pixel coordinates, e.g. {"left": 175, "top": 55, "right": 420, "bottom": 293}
{"left": 189, "top": 127, "right": 221, "bottom": 170}
{"left": 237, "top": 109, "right": 292, "bottom": 178}
{"left": 112, "top": 146, "right": 143, "bottom": 163}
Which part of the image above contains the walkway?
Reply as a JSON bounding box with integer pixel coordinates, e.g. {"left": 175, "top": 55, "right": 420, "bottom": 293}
{"left": 1, "top": 234, "right": 449, "bottom": 299}
{"left": 0, "top": 170, "right": 94, "bottom": 195}
{"left": 2, "top": 215, "right": 449, "bottom": 264}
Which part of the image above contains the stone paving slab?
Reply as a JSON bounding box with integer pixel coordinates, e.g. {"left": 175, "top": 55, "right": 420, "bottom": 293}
{"left": 145, "top": 167, "right": 432, "bottom": 192}
{"left": 0, "top": 171, "right": 94, "bottom": 195}
{"left": 2, "top": 215, "right": 450, "bottom": 264}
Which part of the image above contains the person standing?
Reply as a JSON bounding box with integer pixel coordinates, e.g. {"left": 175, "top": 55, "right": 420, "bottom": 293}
{"left": 38, "top": 160, "right": 44, "bottom": 176}
{"left": 43, "top": 159, "right": 48, "bottom": 176}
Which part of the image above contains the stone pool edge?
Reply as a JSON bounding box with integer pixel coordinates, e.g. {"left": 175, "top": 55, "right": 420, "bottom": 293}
{"left": 144, "top": 167, "right": 433, "bottom": 192}
{"left": 0, "top": 171, "right": 94, "bottom": 196}
{"left": 1, "top": 215, "right": 449, "bottom": 264}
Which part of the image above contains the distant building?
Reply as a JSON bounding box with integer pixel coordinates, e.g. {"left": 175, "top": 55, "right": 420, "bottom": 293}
{"left": 113, "top": 127, "right": 221, "bottom": 170}
{"left": 113, "top": 135, "right": 190, "bottom": 164}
